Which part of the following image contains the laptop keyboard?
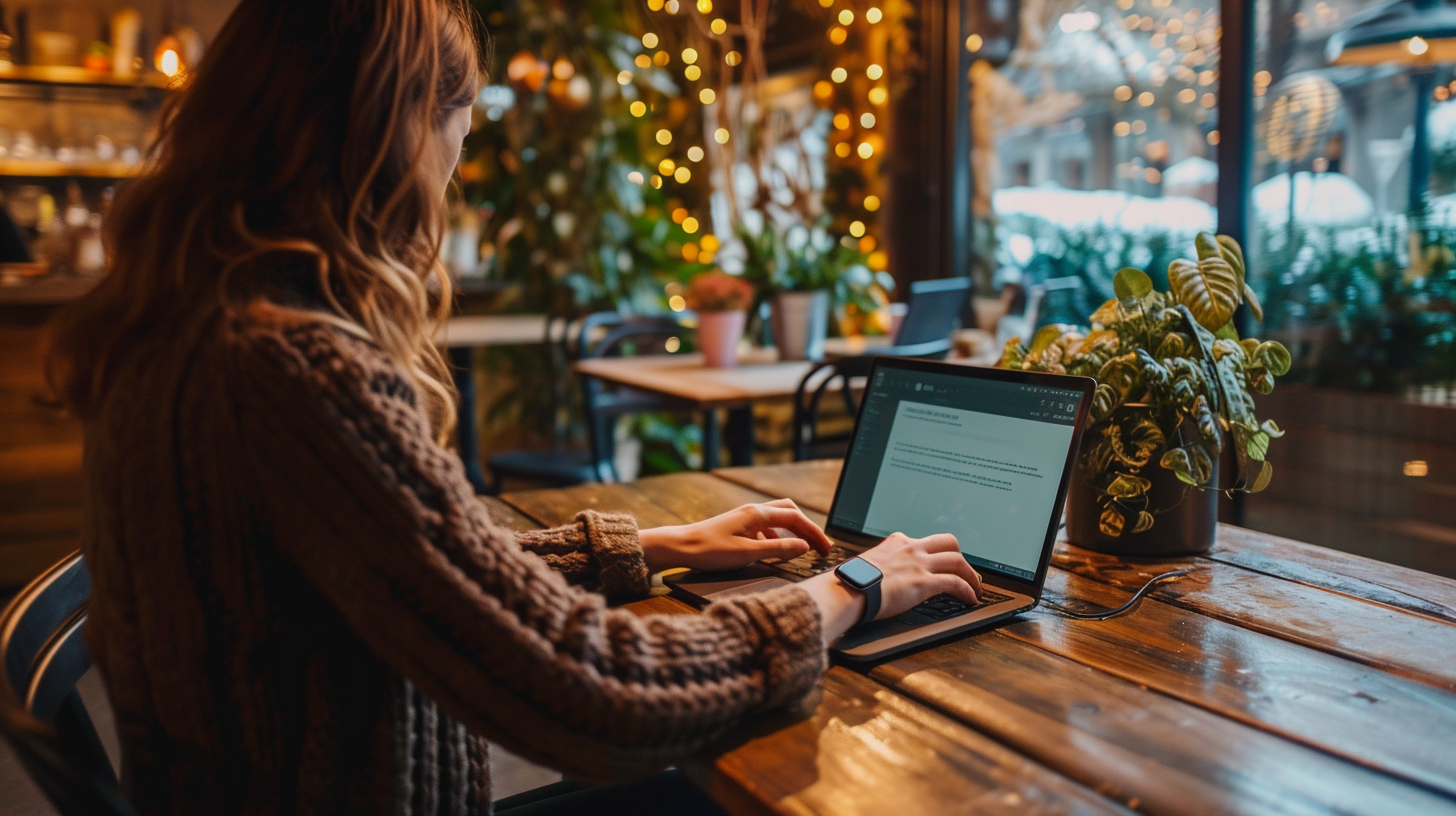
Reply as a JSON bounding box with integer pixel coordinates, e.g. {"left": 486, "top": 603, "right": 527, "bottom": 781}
{"left": 912, "top": 589, "right": 1013, "bottom": 620}
{"left": 764, "top": 547, "right": 1015, "bottom": 620}
{"left": 762, "top": 544, "right": 857, "bottom": 578}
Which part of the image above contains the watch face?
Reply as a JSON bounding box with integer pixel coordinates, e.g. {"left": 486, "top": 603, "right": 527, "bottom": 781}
{"left": 837, "top": 557, "right": 882, "bottom": 589}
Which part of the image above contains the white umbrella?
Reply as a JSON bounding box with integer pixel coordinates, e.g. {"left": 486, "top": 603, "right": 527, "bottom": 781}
{"left": 1252, "top": 171, "right": 1374, "bottom": 227}
{"left": 1163, "top": 156, "right": 1219, "bottom": 187}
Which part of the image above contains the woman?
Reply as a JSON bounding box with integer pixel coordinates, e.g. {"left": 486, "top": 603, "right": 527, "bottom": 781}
{"left": 47, "top": 1, "right": 982, "bottom": 813}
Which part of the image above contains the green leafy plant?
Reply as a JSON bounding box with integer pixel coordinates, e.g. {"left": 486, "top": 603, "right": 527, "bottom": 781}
{"left": 1000, "top": 233, "right": 1292, "bottom": 538}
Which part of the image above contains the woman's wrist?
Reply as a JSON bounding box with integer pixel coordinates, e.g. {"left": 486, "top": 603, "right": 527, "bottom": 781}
{"left": 637, "top": 525, "right": 684, "bottom": 572}
{"left": 798, "top": 572, "right": 867, "bottom": 642}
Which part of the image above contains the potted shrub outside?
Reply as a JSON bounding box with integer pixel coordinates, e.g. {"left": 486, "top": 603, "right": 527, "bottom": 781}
{"left": 1000, "top": 233, "right": 1293, "bottom": 555}
{"left": 685, "top": 271, "right": 755, "bottom": 368}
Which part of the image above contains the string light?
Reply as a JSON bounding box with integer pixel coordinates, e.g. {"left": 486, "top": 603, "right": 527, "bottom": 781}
{"left": 815, "top": 80, "right": 834, "bottom": 99}
{"left": 666, "top": 0, "right": 680, "bottom": 12}
{"left": 1114, "top": 85, "right": 1132, "bottom": 101}
{"left": 835, "top": 143, "right": 851, "bottom": 157}
{"left": 857, "top": 141, "right": 873, "bottom": 158}
{"left": 648, "top": 0, "right": 664, "bottom": 9}
{"left": 656, "top": 129, "right": 673, "bottom": 144}
{"left": 682, "top": 243, "right": 699, "bottom": 262}
{"left": 630, "top": 101, "right": 647, "bottom": 116}
{"left": 659, "top": 158, "right": 676, "bottom": 174}
{"left": 711, "top": 18, "right": 727, "bottom": 34}
{"left": 818, "top": 0, "right": 833, "bottom": 6}
{"left": 682, "top": 48, "right": 698, "bottom": 64}
{"left": 866, "top": 7, "right": 882, "bottom": 23}
{"left": 1114, "top": 121, "right": 1130, "bottom": 136}
{"left": 617, "top": 70, "right": 632, "bottom": 85}
{"left": 849, "top": 220, "right": 866, "bottom": 237}
{"left": 714, "top": 128, "right": 730, "bottom": 143}
{"left": 1201, "top": 92, "right": 1216, "bottom": 108}
{"left": 1138, "top": 91, "right": 1155, "bottom": 106}
{"left": 864, "top": 195, "right": 881, "bottom": 211}
{"left": 834, "top": 112, "right": 851, "bottom": 130}
{"left": 1131, "top": 119, "right": 1146, "bottom": 134}
{"left": 628, "top": 171, "right": 645, "bottom": 184}
{"left": 699, "top": 88, "right": 716, "bottom": 104}
{"left": 688, "top": 146, "right": 704, "bottom": 161}
{"left": 832, "top": 67, "right": 848, "bottom": 82}
{"left": 642, "top": 32, "right": 659, "bottom": 48}
{"left": 702, "top": 235, "right": 720, "bottom": 251}
{"left": 860, "top": 112, "right": 876, "bottom": 128}
{"left": 685, "top": 65, "right": 701, "bottom": 80}
{"left": 672, "top": 208, "right": 688, "bottom": 224}
{"left": 675, "top": 166, "right": 691, "bottom": 183}
{"left": 682, "top": 217, "right": 700, "bottom": 233}
{"left": 1207, "top": 130, "right": 1220, "bottom": 145}
{"left": 1178, "top": 88, "right": 1196, "bottom": 103}
{"left": 829, "top": 26, "right": 848, "bottom": 44}
{"left": 725, "top": 51, "right": 742, "bottom": 66}
{"left": 696, "top": 0, "right": 712, "bottom": 12}
{"left": 868, "top": 87, "right": 888, "bottom": 105}
{"left": 653, "top": 51, "right": 670, "bottom": 66}
{"left": 966, "top": 34, "right": 983, "bottom": 51}
{"left": 866, "top": 63, "right": 883, "bottom": 80}
{"left": 651, "top": 175, "right": 663, "bottom": 188}
{"left": 838, "top": 9, "right": 854, "bottom": 24}
{"left": 635, "top": 54, "right": 651, "bottom": 68}
{"left": 669, "top": 295, "right": 687, "bottom": 311}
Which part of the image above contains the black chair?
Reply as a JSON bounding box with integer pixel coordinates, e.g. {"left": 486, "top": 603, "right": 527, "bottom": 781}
{"left": 484, "top": 314, "right": 602, "bottom": 491}
{"left": 0, "top": 552, "right": 136, "bottom": 816}
{"left": 578, "top": 313, "right": 693, "bottom": 483}
{"left": 792, "top": 355, "right": 876, "bottom": 461}
{"left": 486, "top": 312, "right": 690, "bottom": 488}
{"left": 893, "top": 277, "right": 973, "bottom": 355}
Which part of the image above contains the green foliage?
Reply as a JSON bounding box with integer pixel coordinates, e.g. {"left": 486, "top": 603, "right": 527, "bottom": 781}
{"left": 736, "top": 220, "right": 894, "bottom": 317}
{"left": 1256, "top": 218, "right": 1456, "bottom": 392}
{"left": 1000, "top": 232, "right": 1290, "bottom": 538}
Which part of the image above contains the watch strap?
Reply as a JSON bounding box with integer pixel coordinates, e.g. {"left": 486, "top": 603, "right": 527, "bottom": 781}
{"left": 859, "top": 580, "right": 881, "bottom": 626}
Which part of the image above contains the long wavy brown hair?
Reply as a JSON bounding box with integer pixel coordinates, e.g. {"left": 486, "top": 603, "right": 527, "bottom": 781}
{"left": 47, "top": 0, "right": 482, "bottom": 441}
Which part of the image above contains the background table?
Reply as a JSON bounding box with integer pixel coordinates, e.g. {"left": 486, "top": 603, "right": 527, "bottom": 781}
{"left": 489, "top": 461, "right": 1456, "bottom": 816}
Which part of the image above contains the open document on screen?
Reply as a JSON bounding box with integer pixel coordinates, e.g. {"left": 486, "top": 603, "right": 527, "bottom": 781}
{"left": 859, "top": 400, "right": 1075, "bottom": 578}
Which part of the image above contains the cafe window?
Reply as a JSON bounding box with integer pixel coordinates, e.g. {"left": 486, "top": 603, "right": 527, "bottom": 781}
{"left": 965, "top": 0, "right": 1223, "bottom": 337}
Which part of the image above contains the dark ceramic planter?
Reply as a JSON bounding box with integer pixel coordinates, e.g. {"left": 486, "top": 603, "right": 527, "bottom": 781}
{"left": 1065, "top": 417, "right": 1219, "bottom": 556}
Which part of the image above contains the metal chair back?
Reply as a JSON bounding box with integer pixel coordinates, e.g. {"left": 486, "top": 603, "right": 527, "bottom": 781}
{"left": 0, "top": 552, "right": 136, "bottom": 816}
{"left": 792, "top": 356, "right": 877, "bottom": 461}
{"left": 578, "top": 313, "right": 690, "bottom": 481}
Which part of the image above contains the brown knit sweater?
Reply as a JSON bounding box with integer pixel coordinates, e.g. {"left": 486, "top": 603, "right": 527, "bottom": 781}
{"left": 79, "top": 312, "right": 825, "bottom": 816}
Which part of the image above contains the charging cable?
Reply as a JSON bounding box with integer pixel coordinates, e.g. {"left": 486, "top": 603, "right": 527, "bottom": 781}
{"left": 1041, "top": 568, "right": 1195, "bottom": 620}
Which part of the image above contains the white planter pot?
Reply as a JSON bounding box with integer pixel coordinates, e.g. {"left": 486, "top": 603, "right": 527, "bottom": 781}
{"left": 770, "top": 290, "right": 830, "bottom": 361}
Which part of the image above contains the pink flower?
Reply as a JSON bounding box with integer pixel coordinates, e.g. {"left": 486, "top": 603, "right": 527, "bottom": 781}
{"left": 684, "top": 271, "right": 755, "bottom": 312}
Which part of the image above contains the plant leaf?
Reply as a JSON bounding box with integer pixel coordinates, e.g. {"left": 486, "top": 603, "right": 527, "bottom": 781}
{"left": 1214, "top": 322, "right": 1240, "bottom": 342}
{"left": 1133, "top": 511, "right": 1156, "bottom": 534}
{"left": 1217, "top": 234, "right": 1246, "bottom": 281}
{"left": 1169, "top": 255, "right": 1241, "bottom": 331}
{"left": 1113, "top": 267, "right": 1155, "bottom": 301}
{"left": 1250, "top": 460, "right": 1274, "bottom": 493}
{"left": 1107, "top": 473, "right": 1153, "bottom": 498}
{"left": 1100, "top": 506, "right": 1126, "bottom": 537}
{"left": 1247, "top": 430, "right": 1270, "bottom": 461}
{"left": 1254, "top": 341, "right": 1292, "bottom": 376}
{"left": 1242, "top": 282, "right": 1264, "bottom": 322}
{"left": 1029, "top": 324, "right": 1068, "bottom": 355}
{"left": 1160, "top": 447, "right": 1199, "bottom": 484}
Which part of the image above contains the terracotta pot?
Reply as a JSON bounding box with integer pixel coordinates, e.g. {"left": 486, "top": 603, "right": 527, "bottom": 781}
{"left": 1065, "top": 408, "right": 1219, "bottom": 556}
{"left": 697, "top": 309, "right": 746, "bottom": 368}
{"left": 769, "top": 290, "right": 829, "bottom": 361}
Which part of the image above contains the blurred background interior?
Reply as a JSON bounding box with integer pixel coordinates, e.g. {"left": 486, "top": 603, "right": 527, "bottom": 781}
{"left": 2, "top": 0, "right": 1454, "bottom": 603}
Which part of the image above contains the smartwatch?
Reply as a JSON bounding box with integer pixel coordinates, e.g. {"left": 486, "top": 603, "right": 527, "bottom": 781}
{"left": 834, "top": 557, "right": 883, "bottom": 627}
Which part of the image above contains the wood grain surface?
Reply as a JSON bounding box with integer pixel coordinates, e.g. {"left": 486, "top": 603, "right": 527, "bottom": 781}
{"left": 495, "top": 462, "right": 1456, "bottom": 814}
{"left": 572, "top": 353, "right": 813, "bottom": 407}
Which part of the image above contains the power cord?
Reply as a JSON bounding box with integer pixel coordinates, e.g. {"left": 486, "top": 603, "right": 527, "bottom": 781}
{"left": 1041, "top": 568, "right": 1196, "bottom": 620}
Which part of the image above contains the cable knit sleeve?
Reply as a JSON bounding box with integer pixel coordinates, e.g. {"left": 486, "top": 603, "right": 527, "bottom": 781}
{"left": 225, "top": 322, "right": 825, "bottom": 781}
{"left": 512, "top": 512, "right": 651, "bottom": 598}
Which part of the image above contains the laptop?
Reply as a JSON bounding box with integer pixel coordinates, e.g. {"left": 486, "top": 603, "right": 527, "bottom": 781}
{"left": 667, "top": 356, "right": 1094, "bottom": 661}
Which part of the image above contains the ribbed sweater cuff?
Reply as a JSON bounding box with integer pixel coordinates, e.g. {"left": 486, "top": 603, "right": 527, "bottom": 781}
{"left": 577, "top": 511, "right": 651, "bottom": 598}
{"left": 734, "top": 585, "right": 826, "bottom": 709}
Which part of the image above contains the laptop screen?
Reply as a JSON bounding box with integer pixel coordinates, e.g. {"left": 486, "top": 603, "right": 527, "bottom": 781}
{"left": 829, "top": 365, "right": 1084, "bottom": 581}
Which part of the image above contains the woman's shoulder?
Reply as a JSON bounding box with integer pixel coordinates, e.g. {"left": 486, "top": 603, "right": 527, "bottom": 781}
{"left": 220, "top": 305, "right": 419, "bottom": 410}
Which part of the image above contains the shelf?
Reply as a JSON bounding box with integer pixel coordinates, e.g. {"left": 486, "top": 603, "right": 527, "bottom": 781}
{"left": 0, "top": 158, "right": 141, "bottom": 178}
{"left": 0, "top": 65, "right": 172, "bottom": 91}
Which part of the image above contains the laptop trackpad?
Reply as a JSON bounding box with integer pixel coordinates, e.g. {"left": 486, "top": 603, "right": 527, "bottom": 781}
{"left": 835, "top": 616, "right": 919, "bottom": 650}
{"left": 699, "top": 576, "right": 797, "bottom": 600}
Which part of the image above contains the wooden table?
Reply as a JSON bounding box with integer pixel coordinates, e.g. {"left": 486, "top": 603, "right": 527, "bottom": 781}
{"left": 491, "top": 461, "right": 1456, "bottom": 816}
{"left": 572, "top": 346, "right": 980, "bottom": 469}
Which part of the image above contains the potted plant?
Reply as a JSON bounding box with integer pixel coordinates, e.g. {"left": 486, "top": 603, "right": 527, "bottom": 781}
{"left": 740, "top": 221, "right": 884, "bottom": 360}
{"left": 1000, "top": 233, "right": 1293, "bottom": 555}
{"left": 685, "top": 270, "right": 755, "bottom": 368}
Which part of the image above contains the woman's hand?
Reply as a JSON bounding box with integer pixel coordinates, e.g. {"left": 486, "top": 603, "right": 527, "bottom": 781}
{"left": 799, "top": 532, "right": 983, "bottom": 641}
{"left": 638, "top": 499, "right": 833, "bottom": 572}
